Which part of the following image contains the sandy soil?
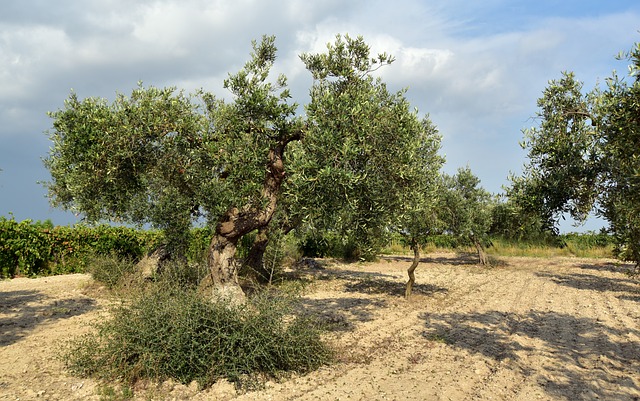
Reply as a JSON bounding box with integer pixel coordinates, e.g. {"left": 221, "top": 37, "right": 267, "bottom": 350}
{"left": 1, "top": 253, "right": 639, "bottom": 401}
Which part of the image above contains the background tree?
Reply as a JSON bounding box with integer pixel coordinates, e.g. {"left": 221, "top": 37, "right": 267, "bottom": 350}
{"left": 489, "top": 194, "right": 560, "bottom": 245}
{"left": 439, "top": 167, "right": 493, "bottom": 265}
{"left": 508, "top": 72, "right": 600, "bottom": 231}
{"left": 511, "top": 41, "right": 640, "bottom": 268}
{"left": 596, "top": 43, "right": 640, "bottom": 266}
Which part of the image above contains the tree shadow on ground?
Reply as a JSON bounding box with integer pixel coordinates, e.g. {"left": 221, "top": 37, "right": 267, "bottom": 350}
{"left": 0, "top": 290, "right": 97, "bottom": 346}
{"left": 304, "top": 264, "right": 448, "bottom": 298}
{"left": 420, "top": 310, "right": 640, "bottom": 400}
{"left": 382, "top": 253, "right": 480, "bottom": 266}
{"left": 535, "top": 271, "right": 639, "bottom": 301}
{"left": 576, "top": 260, "right": 637, "bottom": 274}
{"left": 297, "top": 296, "right": 389, "bottom": 331}
{"left": 343, "top": 276, "right": 447, "bottom": 297}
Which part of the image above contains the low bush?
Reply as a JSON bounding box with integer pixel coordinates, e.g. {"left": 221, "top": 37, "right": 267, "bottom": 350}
{"left": 86, "top": 253, "right": 137, "bottom": 290}
{"left": 62, "top": 284, "right": 333, "bottom": 389}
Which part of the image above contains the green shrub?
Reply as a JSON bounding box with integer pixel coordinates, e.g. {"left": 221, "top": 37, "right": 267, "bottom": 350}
{"left": 155, "top": 258, "right": 210, "bottom": 290}
{"left": 62, "top": 285, "right": 332, "bottom": 389}
{"left": 87, "top": 253, "right": 137, "bottom": 289}
{"left": 0, "top": 218, "right": 52, "bottom": 277}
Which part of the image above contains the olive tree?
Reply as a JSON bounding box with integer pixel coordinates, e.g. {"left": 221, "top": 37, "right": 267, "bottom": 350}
{"left": 508, "top": 72, "right": 600, "bottom": 230}
{"left": 46, "top": 36, "right": 301, "bottom": 299}
{"left": 45, "top": 34, "right": 444, "bottom": 297}
{"left": 439, "top": 167, "right": 493, "bottom": 265}
{"left": 391, "top": 117, "right": 444, "bottom": 299}
{"left": 511, "top": 41, "right": 640, "bottom": 268}
{"left": 294, "top": 36, "right": 445, "bottom": 261}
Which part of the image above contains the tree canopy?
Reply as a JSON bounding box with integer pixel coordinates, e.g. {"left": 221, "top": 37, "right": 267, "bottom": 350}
{"left": 439, "top": 167, "right": 493, "bottom": 265}
{"left": 510, "top": 41, "right": 640, "bottom": 268}
{"left": 44, "top": 34, "right": 446, "bottom": 295}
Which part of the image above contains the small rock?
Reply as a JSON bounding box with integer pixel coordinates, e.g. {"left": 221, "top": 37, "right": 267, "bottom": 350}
{"left": 71, "top": 382, "right": 84, "bottom": 391}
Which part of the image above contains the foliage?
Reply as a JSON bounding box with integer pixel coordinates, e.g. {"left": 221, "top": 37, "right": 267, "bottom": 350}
{"left": 296, "top": 229, "right": 370, "bottom": 261}
{"left": 392, "top": 117, "right": 444, "bottom": 248}
{"left": 511, "top": 72, "right": 600, "bottom": 226}
{"left": 45, "top": 34, "right": 437, "bottom": 291}
{"left": 62, "top": 284, "right": 332, "bottom": 389}
{"left": 290, "top": 35, "right": 443, "bottom": 260}
{"left": 596, "top": 44, "right": 640, "bottom": 265}
{"left": 0, "top": 217, "right": 158, "bottom": 278}
{"left": 0, "top": 217, "right": 52, "bottom": 277}
{"left": 489, "top": 195, "right": 560, "bottom": 243}
{"left": 438, "top": 167, "right": 494, "bottom": 264}
{"left": 511, "top": 41, "right": 640, "bottom": 266}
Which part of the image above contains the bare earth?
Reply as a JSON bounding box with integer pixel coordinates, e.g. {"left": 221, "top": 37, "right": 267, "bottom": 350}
{"left": 1, "top": 253, "right": 639, "bottom": 401}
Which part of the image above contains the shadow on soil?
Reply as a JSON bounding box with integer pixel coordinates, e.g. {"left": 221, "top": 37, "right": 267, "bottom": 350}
{"left": 382, "top": 253, "right": 480, "bottom": 266}
{"left": 535, "top": 270, "right": 639, "bottom": 302}
{"left": 310, "top": 264, "right": 448, "bottom": 298}
{"left": 295, "top": 263, "right": 447, "bottom": 331}
{"left": 0, "top": 290, "right": 97, "bottom": 346}
{"left": 343, "top": 276, "right": 446, "bottom": 297}
{"left": 298, "top": 296, "right": 388, "bottom": 331}
{"left": 420, "top": 310, "right": 640, "bottom": 400}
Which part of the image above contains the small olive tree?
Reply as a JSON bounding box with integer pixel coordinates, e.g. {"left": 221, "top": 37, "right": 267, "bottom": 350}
{"left": 439, "top": 167, "right": 493, "bottom": 265}
{"left": 391, "top": 117, "right": 444, "bottom": 299}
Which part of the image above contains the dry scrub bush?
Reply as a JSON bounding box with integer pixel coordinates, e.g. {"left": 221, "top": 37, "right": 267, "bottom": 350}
{"left": 62, "top": 278, "right": 332, "bottom": 390}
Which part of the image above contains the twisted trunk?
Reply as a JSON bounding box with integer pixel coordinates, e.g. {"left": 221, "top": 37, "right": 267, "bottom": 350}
{"left": 200, "top": 138, "right": 296, "bottom": 300}
{"left": 200, "top": 131, "right": 302, "bottom": 299}
{"left": 405, "top": 240, "right": 420, "bottom": 300}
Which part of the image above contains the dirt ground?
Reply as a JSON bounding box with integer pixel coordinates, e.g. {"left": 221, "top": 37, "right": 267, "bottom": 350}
{"left": 1, "top": 253, "right": 639, "bottom": 401}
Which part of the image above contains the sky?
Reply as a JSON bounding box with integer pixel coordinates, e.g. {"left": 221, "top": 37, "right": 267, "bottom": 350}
{"left": 1, "top": 0, "right": 639, "bottom": 232}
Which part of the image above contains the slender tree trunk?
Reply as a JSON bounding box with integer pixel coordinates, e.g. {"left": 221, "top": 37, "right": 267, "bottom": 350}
{"left": 405, "top": 241, "right": 420, "bottom": 300}
{"left": 472, "top": 235, "right": 489, "bottom": 266}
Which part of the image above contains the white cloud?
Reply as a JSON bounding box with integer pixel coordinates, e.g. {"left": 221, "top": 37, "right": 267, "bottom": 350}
{"left": 1, "top": 0, "right": 639, "bottom": 226}
{"left": 0, "top": 25, "right": 73, "bottom": 100}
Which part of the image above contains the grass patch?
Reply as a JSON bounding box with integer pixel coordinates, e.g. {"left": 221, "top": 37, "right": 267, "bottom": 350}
{"left": 487, "top": 237, "right": 614, "bottom": 259}
{"left": 97, "top": 385, "right": 133, "bottom": 401}
{"left": 382, "top": 236, "right": 614, "bottom": 259}
{"left": 62, "top": 282, "right": 333, "bottom": 390}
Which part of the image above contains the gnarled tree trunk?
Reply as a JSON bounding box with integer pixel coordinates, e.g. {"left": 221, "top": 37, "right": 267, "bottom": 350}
{"left": 200, "top": 139, "right": 296, "bottom": 300}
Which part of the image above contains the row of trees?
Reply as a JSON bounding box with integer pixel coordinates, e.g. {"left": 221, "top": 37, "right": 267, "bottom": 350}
{"left": 45, "top": 35, "right": 496, "bottom": 299}
{"left": 507, "top": 42, "right": 640, "bottom": 269}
